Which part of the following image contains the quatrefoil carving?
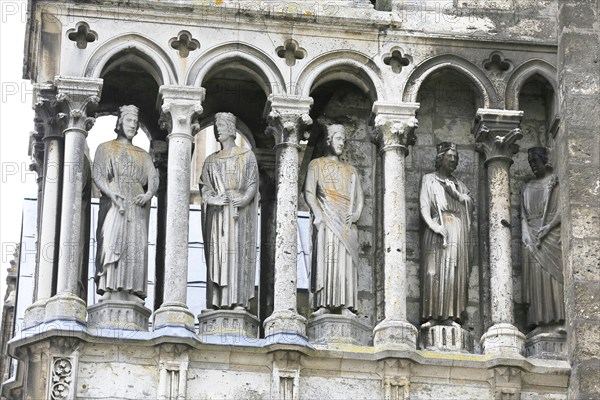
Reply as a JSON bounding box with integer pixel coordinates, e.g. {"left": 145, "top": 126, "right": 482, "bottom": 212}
{"left": 276, "top": 39, "right": 307, "bottom": 67}
{"left": 169, "top": 31, "right": 200, "bottom": 58}
{"left": 383, "top": 48, "right": 411, "bottom": 74}
{"left": 483, "top": 52, "right": 512, "bottom": 76}
{"left": 67, "top": 22, "right": 98, "bottom": 50}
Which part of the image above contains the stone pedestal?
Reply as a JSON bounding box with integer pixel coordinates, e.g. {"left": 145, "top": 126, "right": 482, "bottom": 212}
{"left": 23, "top": 298, "right": 49, "bottom": 328}
{"left": 45, "top": 293, "right": 87, "bottom": 324}
{"left": 308, "top": 314, "right": 372, "bottom": 346}
{"left": 480, "top": 323, "right": 526, "bottom": 355}
{"left": 198, "top": 309, "right": 260, "bottom": 339}
{"left": 525, "top": 327, "right": 567, "bottom": 360}
{"left": 88, "top": 300, "right": 152, "bottom": 331}
{"left": 421, "top": 324, "right": 473, "bottom": 352}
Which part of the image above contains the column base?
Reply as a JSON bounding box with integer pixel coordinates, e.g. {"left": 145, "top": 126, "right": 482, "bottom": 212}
{"left": 23, "top": 298, "right": 49, "bottom": 328}
{"left": 481, "top": 323, "right": 525, "bottom": 355}
{"left": 198, "top": 309, "right": 260, "bottom": 339}
{"left": 44, "top": 293, "right": 87, "bottom": 325}
{"left": 420, "top": 323, "right": 473, "bottom": 352}
{"left": 308, "top": 314, "right": 372, "bottom": 346}
{"left": 88, "top": 299, "right": 151, "bottom": 331}
{"left": 153, "top": 302, "right": 196, "bottom": 332}
{"left": 525, "top": 325, "right": 567, "bottom": 360}
{"left": 263, "top": 310, "right": 307, "bottom": 338}
{"left": 373, "top": 319, "right": 417, "bottom": 348}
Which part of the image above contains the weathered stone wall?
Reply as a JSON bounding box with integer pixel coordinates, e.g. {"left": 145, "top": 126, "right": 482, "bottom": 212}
{"left": 556, "top": 1, "right": 600, "bottom": 398}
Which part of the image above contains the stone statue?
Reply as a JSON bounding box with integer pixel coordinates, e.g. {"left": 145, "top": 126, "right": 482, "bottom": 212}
{"left": 199, "top": 112, "right": 259, "bottom": 310}
{"left": 419, "top": 142, "right": 473, "bottom": 329}
{"left": 93, "top": 105, "right": 159, "bottom": 302}
{"left": 304, "top": 124, "right": 364, "bottom": 317}
{"left": 522, "top": 147, "right": 565, "bottom": 329}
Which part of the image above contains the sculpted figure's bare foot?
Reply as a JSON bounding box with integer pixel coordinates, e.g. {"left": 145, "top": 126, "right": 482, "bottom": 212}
{"left": 421, "top": 320, "right": 439, "bottom": 329}
{"left": 311, "top": 307, "right": 330, "bottom": 317}
{"left": 341, "top": 308, "right": 355, "bottom": 317}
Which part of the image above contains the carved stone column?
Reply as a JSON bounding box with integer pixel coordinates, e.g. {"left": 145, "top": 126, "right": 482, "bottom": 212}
{"left": 371, "top": 102, "right": 419, "bottom": 348}
{"left": 45, "top": 76, "right": 102, "bottom": 325}
{"left": 150, "top": 140, "right": 168, "bottom": 312}
{"left": 262, "top": 95, "right": 312, "bottom": 338}
{"left": 24, "top": 84, "right": 66, "bottom": 327}
{"left": 473, "top": 108, "right": 526, "bottom": 355}
{"left": 153, "top": 86, "right": 204, "bottom": 332}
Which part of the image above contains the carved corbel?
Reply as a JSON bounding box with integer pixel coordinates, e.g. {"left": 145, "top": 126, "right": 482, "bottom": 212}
{"left": 488, "top": 367, "right": 522, "bottom": 400}
{"left": 271, "top": 351, "right": 302, "bottom": 400}
{"left": 379, "top": 359, "right": 412, "bottom": 400}
{"left": 54, "top": 76, "right": 103, "bottom": 133}
{"left": 473, "top": 109, "right": 524, "bottom": 165}
{"left": 157, "top": 344, "right": 190, "bottom": 400}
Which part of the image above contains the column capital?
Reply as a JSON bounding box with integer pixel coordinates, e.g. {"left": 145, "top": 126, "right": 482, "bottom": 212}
{"left": 264, "top": 95, "right": 313, "bottom": 147}
{"left": 473, "top": 108, "right": 523, "bottom": 165}
{"left": 33, "top": 83, "right": 66, "bottom": 141}
{"left": 159, "top": 85, "right": 205, "bottom": 136}
{"left": 54, "top": 76, "right": 103, "bottom": 133}
{"left": 371, "top": 102, "right": 419, "bottom": 154}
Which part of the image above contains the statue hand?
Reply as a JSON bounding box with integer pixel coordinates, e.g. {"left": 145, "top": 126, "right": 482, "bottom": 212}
{"left": 230, "top": 196, "right": 245, "bottom": 208}
{"left": 110, "top": 192, "right": 125, "bottom": 212}
{"left": 346, "top": 212, "right": 360, "bottom": 224}
{"left": 432, "top": 224, "right": 448, "bottom": 240}
{"left": 537, "top": 225, "right": 551, "bottom": 245}
{"left": 133, "top": 193, "right": 150, "bottom": 206}
{"left": 210, "top": 194, "right": 229, "bottom": 206}
{"left": 313, "top": 214, "right": 323, "bottom": 228}
{"left": 442, "top": 181, "right": 460, "bottom": 199}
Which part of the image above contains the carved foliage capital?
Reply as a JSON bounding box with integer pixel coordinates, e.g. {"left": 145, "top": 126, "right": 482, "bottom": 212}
{"left": 372, "top": 114, "right": 418, "bottom": 153}
{"left": 265, "top": 95, "right": 313, "bottom": 147}
{"left": 473, "top": 109, "right": 523, "bottom": 164}
{"left": 54, "top": 76, "right": 103, "bottom": 132}
{"left": 371, "top": 102, "right": 419, "bottom": 154}
{"left": 34, "top": 84, "right": 66, "bottom": 139}
{"left": 159, "top": 85, "right": 205, "bottom": 136}
{"left": 266, "top": 110, "right": 312, "bottom": 147}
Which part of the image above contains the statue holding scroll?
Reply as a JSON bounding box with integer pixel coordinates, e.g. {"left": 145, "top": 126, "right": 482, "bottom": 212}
{"left": 522, "top": 147, "right": 565, "bottom": 329}
{"left": 419, "top": 142, "right": 473, "bottom": 328}
{"left": 304, "top": 124, "right": 364, "bottom": 316}
{"left": 200, "top": 112, "right": 259, "bottom": 310}
{"left": 93, "top": 105, "right": 159, "bottom": 301}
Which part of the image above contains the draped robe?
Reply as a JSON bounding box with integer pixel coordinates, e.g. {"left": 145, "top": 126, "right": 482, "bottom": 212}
{"left": 200, "top": 147, "right": 259, "bottom": 309}
{"left": 305, "top": 157, "right": 362, "bottom": 310}
{"left": 521, "top": 174, "right": 565, "bottom": 326}
{"left": 420, "top": 172, "right": 472, "bottom": 323}
{"left": 94, "top": 140, "right": 157, "bottom": 299}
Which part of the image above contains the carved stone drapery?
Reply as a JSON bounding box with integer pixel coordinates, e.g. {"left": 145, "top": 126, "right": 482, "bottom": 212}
{"left": 262, "top": 95, "right": 312, "bottom": 338}
{"left": 44, "top": 76, "right": 102, "bottom": 325}
{"left": 474, "top": 108, "right": 526, "bottom": 355}
{"left": 371, "top": 102, "right": 419, "bottom": 348}
{"left": 152, "top": 85, "right": 204, "bottom": 332}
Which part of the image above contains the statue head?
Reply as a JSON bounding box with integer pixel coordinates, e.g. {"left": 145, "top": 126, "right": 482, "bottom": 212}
{"left": 434, "top": 141, "right": 459, "bottom": 173}
{"left": 115, "top": 105, "right": 140, "bottom": 140}
{"left": 214, "top": 112, "right": 236, "bottom": 143}
{"left": 528, "top": 147, "right": 552, "bottom": 178}
{"left": 325, "top": 124, "right": 346, "bottom": 156}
